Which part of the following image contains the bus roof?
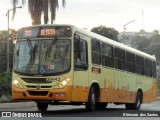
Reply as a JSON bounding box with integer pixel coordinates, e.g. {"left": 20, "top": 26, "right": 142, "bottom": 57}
{"left": 74, "top": 26, "right": 156, "bottom": 61}
{"left": 19, "top": 24, "right": 156, "bottom": 61}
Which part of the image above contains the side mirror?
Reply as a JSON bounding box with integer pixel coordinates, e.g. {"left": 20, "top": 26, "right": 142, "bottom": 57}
{"left": 16, "top": 49, "right": 19, "bottom": 56}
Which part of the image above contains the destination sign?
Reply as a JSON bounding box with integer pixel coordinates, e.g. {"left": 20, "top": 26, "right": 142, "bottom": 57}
{"left": 18, "top": 26, "right": 72, "bottom": 39}
{"left": 40, "top": 29, "right": 56, "bottom": 36}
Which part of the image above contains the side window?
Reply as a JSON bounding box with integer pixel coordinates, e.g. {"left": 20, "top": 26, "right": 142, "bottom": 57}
{"left": 79, "top": 39, "right": 88, "bottom": 64}
{"left": 136, "top": 56, "right": 144, "bottom": 75}
{"left": 152, "top": 61, "right": 156, "bottom": 78}
{"left": 74, "top": 36, "right": 88, "bottom": 70}
{"left": 126, "top": 52, "right": 135, "bottom": 73}
{"left": 115, "top": 48, "right": 125, "bottom": 71}
{"left": 92, "top": 39, "right": 101, "bottom": 65}
{"left": 145, "top": 59, "right": 152, "bottom": 77}
{"left": 101, "top": 42, "right": 114, "bottom": 68}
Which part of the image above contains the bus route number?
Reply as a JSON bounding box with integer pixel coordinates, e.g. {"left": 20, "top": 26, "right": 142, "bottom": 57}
{"left": 24, "top": 30, "right": 32, "bottom": 36}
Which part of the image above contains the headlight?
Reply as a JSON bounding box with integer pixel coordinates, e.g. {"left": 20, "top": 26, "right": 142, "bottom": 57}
{"left": 58, "top": 78, "right": 71, "bottom": 88}
{"left": 12, "top": 79, "right": 23, "bottom": 88}
{"left": 62, "top": 80, "right": 67, "bottom": 85}
{"left": 13, "top": 79, "right": 19, "bottom": 85}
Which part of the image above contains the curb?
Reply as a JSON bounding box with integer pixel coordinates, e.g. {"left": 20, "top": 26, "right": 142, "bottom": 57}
{"left": 0, "top": 102, "right": 36, "bottom": 109}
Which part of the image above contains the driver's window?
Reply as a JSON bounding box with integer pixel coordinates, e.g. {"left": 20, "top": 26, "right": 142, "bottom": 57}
{"left": 79, "top": 40, "right": 88, "bottom": 64}
{"left": 74, "top": 39, "right": 88, "bottom": 70}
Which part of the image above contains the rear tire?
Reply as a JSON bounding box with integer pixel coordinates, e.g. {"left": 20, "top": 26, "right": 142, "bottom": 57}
{"left": 37, "top": 102, "right": 48, "bottom": 111}
{"left": 125, "top": 91, "right": 142, "bottom": 110}
{"left": 85, "top": 86, "right": 96, "bottom": 112}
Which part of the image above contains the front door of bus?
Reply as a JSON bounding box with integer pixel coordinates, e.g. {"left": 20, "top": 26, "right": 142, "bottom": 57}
{"left": 72, "top": 38, "right": 89, "bottom": 102}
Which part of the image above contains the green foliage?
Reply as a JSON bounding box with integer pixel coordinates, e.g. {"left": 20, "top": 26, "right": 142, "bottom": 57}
{"left": 91, "top": 25, "right": 119, "bottom": 41}
{"left": 133, "top": 35, "right": 151, "bottom": 51}
{"left": 0, "top": 29, "right": 16, "bottom": 74}
{"left": 0, "top": 72, "right": 12, "bottom": 102}
{"left": 11, "top": 0, "right": 66, "bottom": 25}
{"left": 150, "top": 34, "right": 160, "bottom": 45}
{"left": 150, "top": 45, "right": 160, "bottom": 60}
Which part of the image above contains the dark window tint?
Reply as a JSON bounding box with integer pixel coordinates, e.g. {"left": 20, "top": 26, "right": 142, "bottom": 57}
{"left": 92, "top": 39, "right": 101, "bottom": 65}
{"left": 115, "top": 48, "right": 125, "bottom": 71}
{"left": 152, "top": 61, "right": 156, "bottom": 78}
{"left": 101, "top": 43, "right": 114, "bottom": 68}
{"left": 136, "top": 56, "right": 144, "bottom": 75}
{"left": 145, "top": 59, "right": 152, "bottom": 77}
{"left": 126, "top": 52, "right": 135, "bottom": 73}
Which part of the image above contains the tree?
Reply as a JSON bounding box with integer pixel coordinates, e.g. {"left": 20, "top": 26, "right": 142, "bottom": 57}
{"left": 133, "top": 35, "right": 151, "bottom": 53}
{"left": 150, "top": 30, "right": 160, "bottom": 45}
{"left": 0, "top": 30, "right": 15, "bottom": 102}
{"left": 0, "top": 30, "right": 16, "bottom": 74}
{"left": 91, "top": 25, "right": 119, "bottom": 41}
{"left": 11, "top": 0, "right": 66, "bottom": 25}
{"left": 150, "top": 44, "right": 160, "bottom": 61}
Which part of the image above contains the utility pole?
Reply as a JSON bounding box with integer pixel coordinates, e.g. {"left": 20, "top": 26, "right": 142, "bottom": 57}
{"left": 5, "top": 6, "right": 22, "bottom": 102}
{"left": 123, "top": 20, "right": 135, "bottom": 44}
{"left": 6, "top": 6, "right": 22, "bottom": 72}
{"left": 142, "top": 10, "right": 144, "bottom": 30}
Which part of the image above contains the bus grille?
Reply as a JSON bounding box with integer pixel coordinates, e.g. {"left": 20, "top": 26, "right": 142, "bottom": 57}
{"left": 28, "top": 91, "right": 49, "bottom": 96}
{"left": 26, "top": 85, "right": 52, "bottom": 89}
{"left": 21, "top": 78, "right": 51, "bottom": 84}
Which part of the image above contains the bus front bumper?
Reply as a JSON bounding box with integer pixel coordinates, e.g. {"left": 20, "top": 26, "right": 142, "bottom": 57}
{"left": 12, "top": 86, "right": 72, "bottom": 101}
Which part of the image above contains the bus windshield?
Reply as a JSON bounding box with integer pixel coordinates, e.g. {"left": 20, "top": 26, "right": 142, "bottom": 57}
{"left": 14, "top": 39, "right": 71, "bottom": 75}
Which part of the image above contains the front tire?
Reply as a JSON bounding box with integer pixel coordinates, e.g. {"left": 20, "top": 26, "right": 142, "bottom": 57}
{"left": 37, "top": 102, "right": 48, "bottom": 111}
{"left": 125, "top": 91, "right": 142, "bottom": 110}
{"left": 85, "top": 86, "right": 96, "bottom": 112}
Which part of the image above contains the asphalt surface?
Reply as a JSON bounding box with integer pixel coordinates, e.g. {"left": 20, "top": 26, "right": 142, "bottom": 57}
{"left": 0, "top": 97, "right": 159, "bottom": 109}
{"left": 0, "top": 100, "right": 160, "bottom": 120}
{"left": 0, "top": 102, "right": 36, "bottom": 109}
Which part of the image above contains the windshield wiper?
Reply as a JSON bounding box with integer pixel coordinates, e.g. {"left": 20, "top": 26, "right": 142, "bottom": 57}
{"left": 27, "top": 38, "right": 33, "bottom": 49}
{"left": 45, "top": 36, "right": 58, "bottom": 61}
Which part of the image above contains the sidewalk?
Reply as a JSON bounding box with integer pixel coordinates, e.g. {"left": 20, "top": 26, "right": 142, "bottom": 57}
{"left": 0, "top": 102, "right": 36, "bottom": 109}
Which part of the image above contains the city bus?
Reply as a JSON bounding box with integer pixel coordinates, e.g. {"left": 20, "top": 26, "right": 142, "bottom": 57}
{"left": 12, "top": 24, "right": 157, "bottom": 112}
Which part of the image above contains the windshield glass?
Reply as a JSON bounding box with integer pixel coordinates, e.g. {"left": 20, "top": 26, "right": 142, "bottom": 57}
{"left": 14, "top": 39, "right": 71, "bottom": 75}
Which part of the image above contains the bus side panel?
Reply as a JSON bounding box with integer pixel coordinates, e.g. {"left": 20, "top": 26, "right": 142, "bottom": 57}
{"left": 137, "top": 76, "right": 155, "bottom": 103}
{"left": 99, "top": 67, "right": 115, "bottom": 102}
{"left": 71, "top": 70, "right": 89, "bottom": 102}
{"left": 142, "top": 80, "right": 157, "bottom": 103}
{"left": 114, "top": 71, "right": 137, "bottom": 103}
{"left": 152, "top": 80, "right": 158, "bottom": 101}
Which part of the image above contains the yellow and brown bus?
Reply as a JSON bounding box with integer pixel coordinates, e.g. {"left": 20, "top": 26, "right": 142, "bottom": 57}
{"left": 12, "top": 24, "right": 157, "bottom": 111}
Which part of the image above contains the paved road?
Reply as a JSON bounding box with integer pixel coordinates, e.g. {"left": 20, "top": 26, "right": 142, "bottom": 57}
{"left": 0, "top": 100, "right": 160, "bottom": 120}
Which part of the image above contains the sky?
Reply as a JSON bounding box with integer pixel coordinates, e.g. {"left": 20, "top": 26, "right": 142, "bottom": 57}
{"left": 1, "top": 0, "right": 160, "bottom": 32}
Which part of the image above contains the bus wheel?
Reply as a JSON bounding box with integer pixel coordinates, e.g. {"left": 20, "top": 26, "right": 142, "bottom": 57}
{"left": 96, "top": 103, "right": 108, "bottom": 110}
{"left": 85, "top": 86, "right": 96, "bottom": 112}
{"left": 125, "top": 91, "right": 142, "bottom": 110}
{"left": 37, "top": 102, "right": 48, "bottom": 111}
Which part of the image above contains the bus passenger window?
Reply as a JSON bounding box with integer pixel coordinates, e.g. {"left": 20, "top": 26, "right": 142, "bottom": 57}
{"left": 115, "top": 48, "right": 125, "bottom": 71}
{"left": 126, "top": 52, "right": 135, "bottom": 73}
{"left": 136, "top": 56, "right": 144, "bottom": 75}
{"left": 92, "top": 39, "right": 101, "bottom": 65}
{"left": 152, "top": 61, "right": 156, "bottom": 78}
{"left": 101, "top": 42, "right": 114, "bottom": 68}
